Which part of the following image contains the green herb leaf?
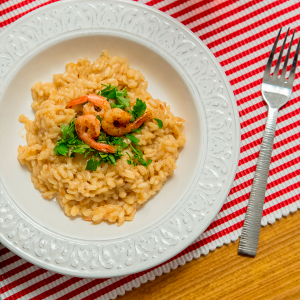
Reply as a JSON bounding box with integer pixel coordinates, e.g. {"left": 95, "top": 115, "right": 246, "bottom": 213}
{"left": 108, "top": 154, "right": 116, "bottom": 165}
{"left": 100, "top": 84, "right": 129, "bottom": 109}
{"left": 129, "top": 99, "right": 147, "bottom": 121}
{"left": 97, "top": 131, "right": 109, "bottom": 143}
{"left": 100, "top": 84, "right": 117, "bottom": 99}
{"left": 61, "top": 124, "right": 69, "bottom": 140}
{"left": 155, "top": 118, "right": 163, "bottom": 129}
{"left": 110, "top": 137, "right": 123, "bottom": 145}
{"left": 86, "top": 157, "right": 99, "bottom": 171}
{"left": 71, "top": 144, "right": 90, "bottom": 154}
{"left": 129, "top": 144, "right": 152, "bottom": 167}
{"left": 96, "top": 115, "right": 102, "bottom": 123}
{"left": 53, "top": 142, "right": 69, "bottom": 156}
{"left": 116, "top": 89, "right": 130, "bottom": 108}
{"left": 110, "top": 102, "right": 125, "bottom": 109}
{"left": 126, "top": 133, "right": 140, "bottom": 145}
{"left": 131, "top": 124, "right": 143, "bottom": 133}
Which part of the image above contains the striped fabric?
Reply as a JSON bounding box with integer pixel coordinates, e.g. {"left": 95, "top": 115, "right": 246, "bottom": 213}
{"left": 1, "top": 0, "right": 300, "bottom": 299}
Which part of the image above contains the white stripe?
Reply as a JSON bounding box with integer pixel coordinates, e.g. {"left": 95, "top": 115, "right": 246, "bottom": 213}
{"left": 262, "top": 199, "right": 300, "bottom": 226}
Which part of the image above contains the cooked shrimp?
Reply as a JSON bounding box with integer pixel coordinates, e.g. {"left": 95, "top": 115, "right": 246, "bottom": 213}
{"left": 75, "top": 115, "right": 115, "bottom": 153}
{"left": 101, "top": 108, "right": 152, "bottom": 137}
{"left": 66, "top": 94, "right": 111, "bottom": 118}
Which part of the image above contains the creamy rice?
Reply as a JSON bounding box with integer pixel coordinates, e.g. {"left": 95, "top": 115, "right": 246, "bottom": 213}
{"left": 17, "top": 50, "right": 186, "bottom": 226}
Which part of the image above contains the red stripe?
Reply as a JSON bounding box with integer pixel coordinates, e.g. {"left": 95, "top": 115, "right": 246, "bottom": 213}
{"left": 4, "top": 273, "right": 64, "bottom": 300}
{"left": 1, "top": 268, "right": 48, "bottom": 294}
{"left": 233, "top": 147, "right": 300, "bottom": 188}
{"left": 0, "top": 0, "right": 39, "bottom": 17}
{"left": 274, "top": 132, "right": 300, "bottom": 150}
{"left": 241, "top": 117, "right": 300, "bottom": 153}
{"left": 237, "top": 91, "right": 261, "bottom": 107}
{"left": 0, "top": 0, "right": 12, "bottom": 4}
{"left": 263, "top": 193, "right": 300, "bottom": 216}
{"left": 206, "top": 207, "right": 247, "bottom": 232}
{"left": 0, "top": 255, "right": 21, "bottom": 269}
{"left": 230, "top": 164, "right": 300, "bottom": 198}
{"left": 239, "top": 98, "right": 265, "bottom": 118}
{"left": 220, "top": 162, "right": 300, "bottom": 212}
{"left": 202, "top": 0, "right": 288, "bottom": 44}
{"left": 0, "top": 262, "right": 32, "bottom": 282}
{"left": 239, "top": 140, "right": 300, "bottom": 168}
{"left": 30, "top": 277, "right": 84, "bottom": 300}
{"left": 0, "top": 247, "right": 10, "bottom": 257}
{"left": 144, "top": 0, "right": 164, "bottom": 6}
{"left": 0, "top": 0, "right": 60, "bottom": 28}
{"left": 241, "top": 129, "right": 300, "bottom": 155}
{"left": 213, "top": 14, "right": 300, "bottom": 57}
{"left": 240, "top": 97, "right": 300, "bottom": 133}
{"left": 159, "top": 0, "right": 189, "bottom": 12}
{"left": 55, "top": 279, "right": 108, "bottom": 300}
{"left": 171, "top": 0, "right": 232, "bottom": 20}
{"left": 234, "top": 77, "right": 263, "bottom": 96}
{"left": 265, "top": 180, "right": 300, "bottom": 204}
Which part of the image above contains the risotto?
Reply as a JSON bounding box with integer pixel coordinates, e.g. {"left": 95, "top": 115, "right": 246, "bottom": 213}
{"left": 17, "top": 51, "right": 186, "bottom": 226}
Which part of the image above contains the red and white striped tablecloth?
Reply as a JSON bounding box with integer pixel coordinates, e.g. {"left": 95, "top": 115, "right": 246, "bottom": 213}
{"left": 1, "top": 0, "right": 300, "bottom": 299}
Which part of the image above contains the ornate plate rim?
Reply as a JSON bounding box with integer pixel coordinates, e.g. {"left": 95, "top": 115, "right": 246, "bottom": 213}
{"left": 0, "top": 0, "right": 240, "bottom": 278}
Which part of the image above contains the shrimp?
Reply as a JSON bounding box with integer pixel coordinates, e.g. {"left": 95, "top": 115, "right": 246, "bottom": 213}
{"left": 66, "top": 94, "right": 111, "bottom": 118}
{"left": 101, "top": 108, "right": 152, "bottom": 137}
{"left": 75, "top": 115, "right": 115, "bottom": 153}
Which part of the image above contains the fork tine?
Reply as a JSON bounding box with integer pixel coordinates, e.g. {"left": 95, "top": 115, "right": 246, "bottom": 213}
{"left": 281, "top": 29, "right": 295, "bottom": 79}
{"left": 288, "top": 36, "right": 300, "bottom": 83}
{"left": 264, "top": 27, "right": 282, "bottom": 77}
{"left": 273, "top": 28, "right": 289, "bottom": 76}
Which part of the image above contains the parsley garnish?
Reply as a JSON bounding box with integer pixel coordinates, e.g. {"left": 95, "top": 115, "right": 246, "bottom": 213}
{"left": 53, "top": 119, "right": 124, "bottom": 170}
{"left": 86, "top": 157, "right": 99, "bottom": 171}
{"left": 126, "top": 152, "right": 137, "bottom": 166}
{"left": 128, "top": 98, "right": 146, "bottom": 121}
{"left": 100, "top": 84, "right": 130, "bottom": 109}
{"left": 129, "top": 144, "right": 152, "bottom": 167}
{"left": 155, "top": 118, "right": 163, "bottom": 129}
{"left": 125, "top": 133, "right": 140, "bottom": 145}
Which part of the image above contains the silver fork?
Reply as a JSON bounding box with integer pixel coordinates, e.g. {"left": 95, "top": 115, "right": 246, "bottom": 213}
{"left": 238, "top": 27, "right": 300, "bottom": 257}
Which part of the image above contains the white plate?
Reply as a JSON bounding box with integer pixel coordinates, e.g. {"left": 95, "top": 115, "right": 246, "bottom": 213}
{"left": 0, "top": 0, "right": 240, "bottom": 278}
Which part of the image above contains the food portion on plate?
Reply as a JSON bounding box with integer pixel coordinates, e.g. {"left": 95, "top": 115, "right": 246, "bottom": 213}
{"left": 17, "top": 51, "right": 186, "bottom": 226}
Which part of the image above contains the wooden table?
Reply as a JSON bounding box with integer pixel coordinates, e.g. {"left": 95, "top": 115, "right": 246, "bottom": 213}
{"left": 120, "top": 210, "right": 300, "bottom": 300}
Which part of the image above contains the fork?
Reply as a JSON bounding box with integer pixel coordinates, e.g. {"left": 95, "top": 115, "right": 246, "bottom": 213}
{"left": 238, "top": 27, "right": 300, "bottom": 257}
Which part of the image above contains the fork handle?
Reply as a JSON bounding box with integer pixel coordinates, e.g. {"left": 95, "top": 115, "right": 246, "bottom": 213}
{"left": 238, "top": 107, "right": 278, "bottom": 257}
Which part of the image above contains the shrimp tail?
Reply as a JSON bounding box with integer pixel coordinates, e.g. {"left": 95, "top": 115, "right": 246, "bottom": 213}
{"left": 131, "top": 110, "right": 152, "bottom": 130}
{"left": 66, "top": 95, "right": 89, "bottom": 108}
{"left": 78, "top": 132, "right": 116, "bottom": 153}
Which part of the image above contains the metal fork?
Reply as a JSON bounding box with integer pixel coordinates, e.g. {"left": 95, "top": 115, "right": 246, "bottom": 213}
{"left": 238, "top": 28, "right": 300, "bottom": 257}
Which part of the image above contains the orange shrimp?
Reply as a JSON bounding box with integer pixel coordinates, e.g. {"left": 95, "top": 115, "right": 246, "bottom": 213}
{"left": 75, "top": 115, "right": 115, "bottom": 153}
{"left": 66, "top": 94, "right": 111, "bottom": 118}
{"left": 101, "top": 109, "right": 152, "bottom": 137}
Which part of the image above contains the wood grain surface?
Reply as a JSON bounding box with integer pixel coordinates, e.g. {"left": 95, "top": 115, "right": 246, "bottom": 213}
{"left": 120, "top": 210, "right": 300, "bottom": 300}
